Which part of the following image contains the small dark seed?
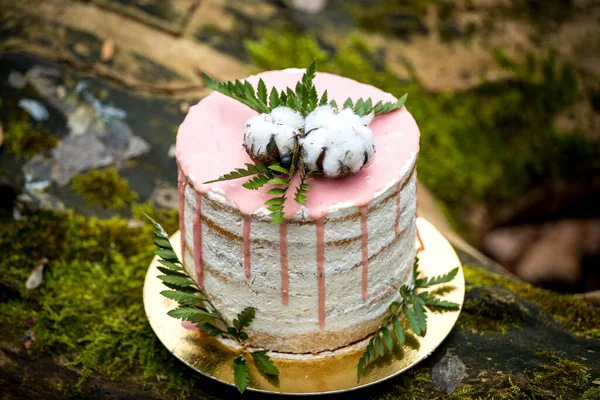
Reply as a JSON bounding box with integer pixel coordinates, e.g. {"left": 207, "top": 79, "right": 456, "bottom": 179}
{"left": 281, "top": 155, "right": 292, "bottom": 169}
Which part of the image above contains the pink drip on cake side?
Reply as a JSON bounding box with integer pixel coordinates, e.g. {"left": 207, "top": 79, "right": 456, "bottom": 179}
{"left": 416, "top": 185, "right": 425, "bottom": 253}
{"left": 360, "top": 205, "right": 369, "bottom": 300}
{"left": 395, "top": 181, "right": 402, "bottom": 235}
{"left": 177, "top": 165, "right": 186, "bottom": 264}
{"left": 316, "top": 219, "right": 326, "bottom": 328}
{"left": 279, "top": 222, "right": 290, "bottom": 306}
{"left": 193, "top": 192, "right": 204, "bottom": 286}
{"left": 243, "top": 216, "right": 251, "bottom": 278}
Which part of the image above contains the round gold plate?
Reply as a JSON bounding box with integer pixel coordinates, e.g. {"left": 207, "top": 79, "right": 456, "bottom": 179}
{"left": 144, "top": 218, "right": 464, "bottom": 395}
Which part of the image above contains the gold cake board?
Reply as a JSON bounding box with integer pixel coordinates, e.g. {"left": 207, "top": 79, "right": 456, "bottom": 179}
{"left": 144, "top": 218, "right": 465, "bottom": 395}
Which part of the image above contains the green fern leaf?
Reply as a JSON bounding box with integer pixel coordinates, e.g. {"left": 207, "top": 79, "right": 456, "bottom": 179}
{"left": 267, "top": 188, "right": 287, "bottom": 195}
{"left": 161, "top": 282, "right": 197, "bottom": 293}
{"left": 391, "top": 315, "right": 405, "bottom": 345}
{"left": 160, "top": 291, "right": 205, "bottom": 306}
{"left": 156, "top": 266, "right": 187, "bottom": 277}
{"left": 357, "top": 357, "right": 365, "bottom": 380}
{"left": 343, "top": 97, "right": 354, "bottom": 109}
{"left": 200, "top": 322, "right": 223, "bottom": 336}
{"left": 372, "top": 93, "right": 408, "bottom": 115}
{"left": 374, "top": 336, "right": 385, "bottom": 357}
{"left": 233, "top": 355, "right": 250, "bottom": 393}
{"left": 381, "top": 327, "right": 394, "bottom": 350}
{"left": 203, "top": 163, "right": 269, "bottom": 184}
{"left": 153, "top": 237, "right": 172, "bottom": 249}
{"left": 419, "top": 294, "right": 460, "bottom": 311}
{"left": 251, "top": 350, "right": 280, "bottom": 376}
{"left": 157, "top": 259, "right": 184, "bottom": 272}
{"left": 167, "top": 306, "right": 213, "bottom": 324}
{"left": 319, "top": 89, "right": 328, "bottom": 106}
{"left": 158, "top": 274, "right": 194, "bottom": 288}
{"left": 402, "top": 304, "right": 423, "bottom": 336}
{"left": 203, "top": 74, "right": 267, "bottom": 114}
{"left": 154, "top": 249, "right": 177, "bottom": 261}
{"left": 267, "top": 178, "right": 289, "bottom": 185}
{"left": 257, "top": 79, "right": 268, "bottom": 107}
{"left": 368, "top": 338, "right": 376, "bottom": 361}
{"left": 233, "top": 307, "right": 256, "bottom": 331}
{"left": 302, "top": 60, "right": 317, "bottom": 87}
{"left": 421, "top": 267, "right": 459, "bottom": 288}
{"left": 269, "top": 87, "right": 281, "bottom": 109}
{"left": 268, "top": 163, "right": 290, "bottom": 174}
{"left": 242, "top": 172, "right": 273, "bottom": 190}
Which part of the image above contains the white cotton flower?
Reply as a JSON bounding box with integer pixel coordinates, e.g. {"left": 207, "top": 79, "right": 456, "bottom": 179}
{"left": 243, "top": 106, "right": 304, "bottom": 165}
{"left": 300, "top": 106, "right": 375, "bottom": 177}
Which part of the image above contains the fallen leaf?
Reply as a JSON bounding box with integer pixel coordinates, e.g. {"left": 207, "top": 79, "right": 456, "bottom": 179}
{"left": 432, "top": 352, "right": 466, "bottom": 395}
{"left": 101, "top": 38, "right": 115, "bottom": 62}
{"left": 25, "top": 258, "right": 49, "bottom": 290}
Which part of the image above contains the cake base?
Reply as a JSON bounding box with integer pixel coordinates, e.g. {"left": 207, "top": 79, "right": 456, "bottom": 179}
{"left": 143, "top": 218, "right": 464, "bottom": 394}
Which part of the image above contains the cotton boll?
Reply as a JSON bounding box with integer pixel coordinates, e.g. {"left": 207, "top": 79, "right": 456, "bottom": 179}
{"left": 304, "top": 105, "right": 336, "bottom": 133}
{"left": 243, "top": 108, "right": 302, "bottom": 165}
{"left": 300, "top": 127, "right": 328, "bottom": 171}
{"left": 300, "top": 107, "right": 375, "bottom": 177}
{"left": 270, "top": 106, "right": 304, "bottom": 130}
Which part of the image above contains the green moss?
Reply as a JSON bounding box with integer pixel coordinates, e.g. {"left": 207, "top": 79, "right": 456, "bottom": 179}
{"left": 245, "top": 31, "right": 328, "bottom": 72}
{"left": 582, "top": 386, "right": 600, "bottom": 400}
{"left": 0, "top": 209, "right": 185, "bottom": 394}
{"left": 338, "top": 0, "right": 433, "bottom": 36}
{"left": 381, "top": 367, "right": 432, "bottom": 399}
{"left": 464, "top": 265, "right": 600, "bottom": 339}
{"left": 534, "top": 351, "right": 590, "bottom": 393}
{"left": 3, "top": 113, "right": 58, "bottom": 159}
{"left": 456, "top": 287, "right": 524, "bottom": 334}
{"left": 71, "top": 167, "right": 138, "bottom": 210}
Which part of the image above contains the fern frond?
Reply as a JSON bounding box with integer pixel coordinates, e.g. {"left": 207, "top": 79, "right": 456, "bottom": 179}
{"left": 203, "top": 163, "right": 270, "bottom": 184}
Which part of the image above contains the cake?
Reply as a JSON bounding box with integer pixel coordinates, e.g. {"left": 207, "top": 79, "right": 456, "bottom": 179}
{"left": 175, "top": 70, "right": 420, "bottom": 354}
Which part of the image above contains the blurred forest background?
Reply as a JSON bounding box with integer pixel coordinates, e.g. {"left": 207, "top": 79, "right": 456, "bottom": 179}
{"left": 0, "top": 0, "right": 598, "bottom": 292}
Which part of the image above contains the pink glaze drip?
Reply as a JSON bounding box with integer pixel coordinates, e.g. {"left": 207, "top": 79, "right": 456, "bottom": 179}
{"left": 316, "top": 220, "right": 326, "bottom": 328}
{"left": 243, "top": 216, "right": 251, "bottom": 278}
{"left": 177, "top": 166, "right": 186, "bottom": 262}
{"left": 182, "top": 321, "right": 197, "bottom": 331}
{"left": 395, "top": 181, "right": 402, "bottom": 235}
{"left": 416, "top": 184, "right": 424, "bottom": 252}
{"left": 279, "top": 222, "right": 289, "bottom": 306}
{"left": 416, "top": 225, "right": 425, "bottom": 253}
{"left": 176, "top": 71, "right": 420, "bottom": 220}
{"left": 193, "top": 192, "right": 204, "bottom": 286}
{"left": 360, "top": 205, "right": 369, "bottom": 300}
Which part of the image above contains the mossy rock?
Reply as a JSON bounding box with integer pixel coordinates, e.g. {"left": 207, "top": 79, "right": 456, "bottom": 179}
{"left": 70, "top": 167, "right": 138, "bottom": 210}
{"left": 1, "top": 210, "right": 599, "bottom": 399}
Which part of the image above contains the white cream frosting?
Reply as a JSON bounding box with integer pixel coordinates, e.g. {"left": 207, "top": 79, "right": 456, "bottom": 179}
{"left": 180, "top": 153, "right": 418, "bottom": 353}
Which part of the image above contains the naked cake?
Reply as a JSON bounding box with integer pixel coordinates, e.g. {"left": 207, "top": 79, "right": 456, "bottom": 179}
{"left": 175, "top": 70, "right": 420, "bottom": 354}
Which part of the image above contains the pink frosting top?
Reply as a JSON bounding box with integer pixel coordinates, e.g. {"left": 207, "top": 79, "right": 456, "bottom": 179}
{"left": 176, "top": 70, "right": 420, "bottom": 220}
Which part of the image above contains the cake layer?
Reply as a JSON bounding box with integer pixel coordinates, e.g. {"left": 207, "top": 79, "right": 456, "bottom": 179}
{"left": 175, "top": 70, "right": 421, "bottom": 353}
